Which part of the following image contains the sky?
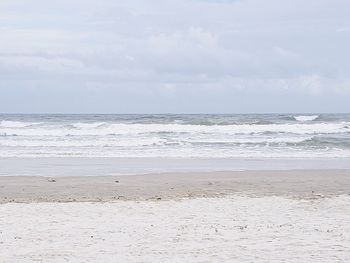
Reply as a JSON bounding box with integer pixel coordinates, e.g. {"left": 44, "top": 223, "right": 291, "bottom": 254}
{"left": 0, "top": 0, "right": 350, "bottom": 114}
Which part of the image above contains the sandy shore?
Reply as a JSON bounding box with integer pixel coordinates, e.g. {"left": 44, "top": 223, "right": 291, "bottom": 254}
{"left": 1, "top": 169, "right": 349, "bottom": 203}
{"left": 2, "top": 195, "right": 350, "bottom": 262}
{"left": 2, "top": 170, "right": 350, "bottom": 262}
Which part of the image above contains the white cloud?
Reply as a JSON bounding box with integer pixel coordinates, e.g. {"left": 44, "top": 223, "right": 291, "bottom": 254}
{"left": 0, "top": 0, "right": 350, "bottom": 113}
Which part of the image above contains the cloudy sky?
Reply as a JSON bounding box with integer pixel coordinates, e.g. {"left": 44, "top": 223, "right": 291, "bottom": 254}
{"left": 1, "top": 0, "right": 350, "bottom": 113}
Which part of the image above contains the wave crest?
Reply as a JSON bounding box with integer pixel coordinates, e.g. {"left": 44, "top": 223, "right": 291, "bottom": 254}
{"left": 294, "top": 115, "right": 319, "bottom": 122}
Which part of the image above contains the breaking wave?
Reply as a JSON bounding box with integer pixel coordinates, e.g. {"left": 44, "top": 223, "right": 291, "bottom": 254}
{"left": 294, "top": 115, "right": 319, "bottom": 122}
{"left": 1, "top": 114, "right": 350, "bottom": 158}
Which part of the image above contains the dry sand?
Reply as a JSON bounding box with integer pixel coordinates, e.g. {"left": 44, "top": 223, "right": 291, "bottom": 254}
{"left": 1, "top": 169, "right": 349, "bottom": 203}
{"left": 2, "top": 170, "right": 350, "bottom": 262}
{"left": 2, "top": 195, "right": 350, "bottom": 263}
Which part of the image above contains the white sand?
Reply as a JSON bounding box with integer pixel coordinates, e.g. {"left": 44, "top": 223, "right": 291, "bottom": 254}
{"left": 1, "top": 195, "right": 350, "bottom": 262}
{"left": 1, "top": 170, "right": 350, "bottom": 262}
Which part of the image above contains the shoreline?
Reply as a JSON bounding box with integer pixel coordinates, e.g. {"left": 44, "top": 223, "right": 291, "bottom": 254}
{"left": 2, "top": 157, "right": 350, "bottom": 177}
{"left": 1, "top": 169, "right": 349, "bottom": 203}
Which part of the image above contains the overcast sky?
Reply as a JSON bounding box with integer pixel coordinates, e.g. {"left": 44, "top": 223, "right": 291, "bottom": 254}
{"left": 1, "top": 0, "right": 350, "bottom": 113}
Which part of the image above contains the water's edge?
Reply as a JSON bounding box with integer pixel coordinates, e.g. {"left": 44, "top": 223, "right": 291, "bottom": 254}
{"left": 1, "top": 157, "right": 350, "bottom": 177}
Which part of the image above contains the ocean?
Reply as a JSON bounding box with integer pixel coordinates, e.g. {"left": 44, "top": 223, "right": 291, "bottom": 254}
{"left": 1, "top": 113, "right": 350, "bottom": 158}
{"left": 1, "top": 113, "right": 350, "bottom": 175}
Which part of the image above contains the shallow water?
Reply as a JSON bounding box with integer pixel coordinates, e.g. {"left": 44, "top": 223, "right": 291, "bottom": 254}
{"left": 1, "top": 157, "right": 350, "bottom": 176}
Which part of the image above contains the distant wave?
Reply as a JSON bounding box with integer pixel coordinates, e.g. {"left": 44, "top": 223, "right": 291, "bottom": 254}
{"left": 0, "top": 122, "right": 349, "bottom": 136}
{"left": 0, "top": 135, "right": 315, "bottom": 147}
{"left": 294, "top": 115, "right": 319, "bottom": 122}
{"left": 72, "top": 122, "right": 107, "bottom": 129}
{"left": 1, "top": 114, "right": 350, "bottom": 158}
{"left": 0, "top": 120, "right": 42, "bottom": 128}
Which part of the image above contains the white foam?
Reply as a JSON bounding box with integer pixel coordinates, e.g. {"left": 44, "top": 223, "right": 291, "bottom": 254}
{"left": 1, "top": 144, "right": 350, "bottom": 158}
{"left": 294, "top": 115, "right": 319, "bottom": 122}
{"left": 0, "top": 137, "right": 167, "bottom": 147}
{"left": 1, "top": 120, "right": 349, "bottom": 158}
{"left": 72, "top": 122, "right": 106, "bottom": 129}
{"left": 186, "top": 136, "right": 313, "bottom": 144}
{"left": 0, "top": 120, "right": 41, "bottom": 128}
{"left": 0, "top": 122, "right": 349, "bottom": 136}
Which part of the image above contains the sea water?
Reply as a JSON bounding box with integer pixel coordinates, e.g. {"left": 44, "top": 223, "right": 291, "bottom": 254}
{"left": 1, "top": 114, "right": 350, "bottom": 175}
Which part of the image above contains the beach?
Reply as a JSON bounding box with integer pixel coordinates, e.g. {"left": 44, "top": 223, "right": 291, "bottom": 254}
{"left": 1, "top": 170, "right": 350, "bottom": 203}
{"left": 1, "top": 114, "right": 350, "bottom": 262}
{"left": 2, "top": 0, "right": 350, "bottom": 260}
{"left": 1, "top": 169, "right": 350, "bottom": 262}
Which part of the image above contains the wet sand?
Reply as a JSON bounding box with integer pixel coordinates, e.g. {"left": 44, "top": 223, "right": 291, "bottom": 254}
{"left": 1, "top": 169, "right": 349, "bottom": 203}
